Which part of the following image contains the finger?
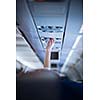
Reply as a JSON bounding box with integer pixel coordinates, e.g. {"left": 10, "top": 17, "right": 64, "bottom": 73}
{"left": 50, "top": 38, "right": 54, "bottom": 43}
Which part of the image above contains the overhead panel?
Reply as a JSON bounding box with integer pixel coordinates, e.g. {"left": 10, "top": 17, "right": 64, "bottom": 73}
{"left": 26, "top": 0, "right": 70, "bottom": 66}
{"left": 37, "top": 25, "right": 63, "bottom": 50}
{"left": 27, "top": 1, "right": 69, "bottom": 51}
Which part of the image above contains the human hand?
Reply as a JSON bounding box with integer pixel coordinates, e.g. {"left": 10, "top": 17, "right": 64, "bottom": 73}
{"left": 46, "top": 38, "right": 54, "bottom": 50}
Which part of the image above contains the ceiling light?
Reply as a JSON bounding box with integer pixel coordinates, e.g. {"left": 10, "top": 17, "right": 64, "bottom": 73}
{"left": 72, "top": 35, "right": 82, "bottom": 49}
{"left": 79, "top": 24, "right": 83, "bottom": 33}
{"left": 61, "top": 50, "right": 74, "bottom": 72}
{"left": 61, "top": 35, "right": 82, "bottom": 72}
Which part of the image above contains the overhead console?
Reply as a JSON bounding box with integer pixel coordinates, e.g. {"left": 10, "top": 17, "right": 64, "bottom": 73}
{"left": 26, "top": 0, "right": 68, "bottom": 67}
{"left": 50, "top": 51, "right": 60, "bottom": 70}
{"left": 37, "top": 25, "right": 63, "bottom": 50}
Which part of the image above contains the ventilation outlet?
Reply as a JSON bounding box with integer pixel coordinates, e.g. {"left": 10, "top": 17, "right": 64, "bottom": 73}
{"left": 51, "top": 63, "right": 57, "bottom": 68}
{"left": 51, "top": 52, "right": 59, "bottom": 60}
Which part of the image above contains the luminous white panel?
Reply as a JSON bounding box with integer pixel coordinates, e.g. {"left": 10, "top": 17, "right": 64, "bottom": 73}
{"left": 61, "top": 50, "right": 74, "bottom": 72}
{"left": 16, "top": 28, "right": 43, "bottom": 70}
{"left": 79, "top": 24, "right": 83, "bottom": 33}
{"left": 72, "top": 35, "right": 82, "bottom": 49}
{"left": 61, "top": 34, "right": 82, "bottom": 72}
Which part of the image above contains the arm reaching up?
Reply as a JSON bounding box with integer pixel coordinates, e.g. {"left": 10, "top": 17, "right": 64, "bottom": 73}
{"left": 44, "top": 38, "right": 54, "bottom": 68}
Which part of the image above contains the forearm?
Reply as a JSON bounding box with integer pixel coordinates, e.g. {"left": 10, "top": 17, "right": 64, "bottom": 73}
{"left": 44, "top": 38, "right": 54, "bottom": 68}
{"left": 44, "top": 49, "right": 51, "bottom": 68}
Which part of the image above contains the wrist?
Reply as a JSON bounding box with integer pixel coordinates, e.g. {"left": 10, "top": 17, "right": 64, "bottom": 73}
{"left": 46, "top": 48, "right": 51, "bottom": 52}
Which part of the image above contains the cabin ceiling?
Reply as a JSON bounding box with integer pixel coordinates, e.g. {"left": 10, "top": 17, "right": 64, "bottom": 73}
{"left": 16, "top": 0, "right": 83, "bottom": 72}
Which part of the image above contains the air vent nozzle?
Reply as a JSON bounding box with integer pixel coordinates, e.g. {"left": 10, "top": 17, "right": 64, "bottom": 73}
{"left": 51, "top": 52, "right": 59, "bottom": 60}
{"left": 51, "top": 63, "right": 57, "bottom": 68}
